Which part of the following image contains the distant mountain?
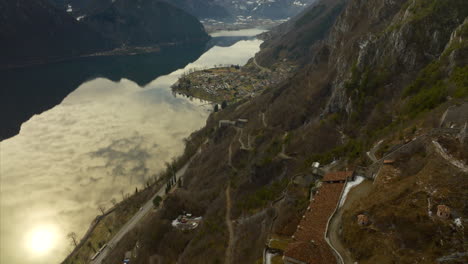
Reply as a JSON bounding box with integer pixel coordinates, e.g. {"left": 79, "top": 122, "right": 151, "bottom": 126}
{"left": 81, "top": 0, "right": 209, "bottom": 47}
{"left": 49, "top": 0, "right": 316, "bottom": 20}
{"left": 162, "top": 0, "right": 230, "bottom": 19}
{"left": 213, "top": 0, "right": 317, "bottom": 19}
{"left": 255, "top": 0, "right": 347, "bottom": 66}
{"left": 0, "top": 0, "right": 113, "bottom": 68}
{"left": 0, "top": 0, "right": 209, "bottom": 69}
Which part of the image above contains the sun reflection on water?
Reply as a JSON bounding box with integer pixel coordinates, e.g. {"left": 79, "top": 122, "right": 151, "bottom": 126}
{"left": 26, "top": 225, "right": 59, "bottom": 255}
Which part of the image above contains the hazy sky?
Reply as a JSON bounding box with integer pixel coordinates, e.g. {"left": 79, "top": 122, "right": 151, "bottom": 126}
{"left": 0, "top": 39, "right": 262, "bottom": 264}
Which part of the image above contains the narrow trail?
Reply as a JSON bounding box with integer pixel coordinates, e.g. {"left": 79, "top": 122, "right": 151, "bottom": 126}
{"left": 278, "top": 132, "right": 294, "bottom": 160}
{"left": 432, "top": 140, "right": 468, "bottom": 172}
{"left": 327, "top": 180, "right": 373, "bottom": 264}
{"left": 225, "top": 184, "right": 234, "bottom": 264}
{"left": 261, "top": 112, "right": 268, "bottom": 128}
{"left": 366, "top": 139, "right": 383, "bottom": 162}
{"left": 228, "top": 143, "right": 233, "bottom": 167}
{"left": 253, "top": 57, "right": 271, "bottom": 72}
{"left": 237, "top": 128, "right": 252, "bottom": 151}
{"left": 247, "top": 133, "right": 253, "bottom": 149}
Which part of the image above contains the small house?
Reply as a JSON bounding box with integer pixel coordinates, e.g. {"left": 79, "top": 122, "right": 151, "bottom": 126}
{"left": 383, "top": 159, "right": 395, "bottom": 165}
{"left": 357, "top": 214, "right": 369, "bottom": 226}
{"left": 437, "top": 205, "right": 451, "bottom": 219}
{"left": 219, "top": 120, "right": 236, "bottom": 128}
{"left": 236, "top": 118, "right": 248, "bottom": 128}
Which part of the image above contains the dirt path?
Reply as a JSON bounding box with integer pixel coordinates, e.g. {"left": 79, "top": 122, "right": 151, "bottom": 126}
{"left": 225, "top": 184, "right": 234, "bottom": 264}
{"left": 366, "top": 139, "right": 383, "bottom": 162}
{"left": 278, "top": 132, "right": 294, "bottom": 160}
{"left": 327, "top": 180, "right": 374, "bottom": 264}
{"left": 253, "top": 57, "right": 271, "bottom": 72}
{"left": 261, "top": 112, "right": 268, "bottom": 128}
{"left": 237, "top": 128, "right": 252, "bottom": 151}
{"left": 432, "top": 140, "right": 468, "bottom": 172}
{"left": 228, "top": 143, "right": 233, "bottom": 167}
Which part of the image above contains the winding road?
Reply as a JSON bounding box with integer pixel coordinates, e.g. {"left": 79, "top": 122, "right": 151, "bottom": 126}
{"left": 327, "top": 179, "right": 373, "bottom": 264}
{"left": 366, "top": 140, "right": 383, "bottom": 163}
{"left": 91, "top": 147, "right": 202, "bottom": 264}
{"left": 224, "top": 184, "right": 234, "bottom": 264}
{"left": 253, "top": 57, "right": 271, "bottom": 73}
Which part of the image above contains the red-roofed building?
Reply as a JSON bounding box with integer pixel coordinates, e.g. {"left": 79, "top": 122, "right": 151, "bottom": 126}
{"left": 283, "top": 178, "right": 345, "bottom": 264}
{"left": 322, "top": 171, "right": 354, "bottom": 183}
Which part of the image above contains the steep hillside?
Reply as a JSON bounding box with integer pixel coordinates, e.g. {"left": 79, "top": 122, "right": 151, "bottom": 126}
{"left": 98, "top": 0, "right": 467, "bottom": 263}
{"left": 256, "top": 0, "right": 348, "bottom": 66}
{"left": 0, "top": 0, "right": 113, "bottom": 68}
{"left": 81, "top": 0, "right": 209, "bottom": 47}
{"left": 162, "top": 0, "right": 230, "bottom": 19}
{"left": 0, "top": 0, "right": 209, "bottom": 69}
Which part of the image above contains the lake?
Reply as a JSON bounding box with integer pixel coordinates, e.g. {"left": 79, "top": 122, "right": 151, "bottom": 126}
{"left": 0, "top": 31, "right": 264, "bottom": 264}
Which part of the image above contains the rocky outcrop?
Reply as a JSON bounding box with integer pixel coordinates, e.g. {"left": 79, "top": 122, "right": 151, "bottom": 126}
{"left": 323, "top": 0, "right": 468, "bottom": 118}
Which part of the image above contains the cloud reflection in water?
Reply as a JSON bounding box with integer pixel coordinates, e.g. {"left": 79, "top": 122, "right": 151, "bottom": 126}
{"left": 0, "top": 39, "right": 262, "bottom": 264}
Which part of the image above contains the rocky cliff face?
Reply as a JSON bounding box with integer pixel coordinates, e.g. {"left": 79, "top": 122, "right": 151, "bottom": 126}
{"left": 99, "top": 0, "right": 467, "bottom": 263}
{"left": 323, "top": 0, "right": 467, "bottom": 120}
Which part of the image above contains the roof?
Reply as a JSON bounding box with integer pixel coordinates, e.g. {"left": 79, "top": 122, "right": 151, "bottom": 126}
{"left": 284, "top": 182, "right": 345, "bottom": 264}
{"left": 322, "top": 171, "right": 353, "bottom": 182}
{"left": 383, "top": 159, "right": 395, "bottom": 164}
{"left": 437, "top": 205, "right": 451, "bottom": 213}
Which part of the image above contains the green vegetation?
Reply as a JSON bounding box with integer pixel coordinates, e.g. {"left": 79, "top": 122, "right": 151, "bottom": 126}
{"left": 269, "top": 238, "right": 291, "bottom": 250}
{"left": 406, "top": 0, "right": 467, "bottom": 23}
{"left": 153, "top": 195, "right": 162, "bottom": 207}
{"left": 402, "top": 61, "right": 467, "bottom": 117}
{"left": 309, "top": 138, "right": 366, "bottom": 165}
{"left": 345, "top": 65, "right": 390, "bottom": 122}
{"left": 295, "top": 4, "right": 326, "bottom": 27}
{"left": 404, "top": 81, "right": 447, "bottom": 116}
{"left": 451, "top": 66, "right": 468, "bottom": 98}
{"left": 238, "top": 178, "right": 288, "bottom": 212}
{"left": 403, "top": 61, "right": 443, "bottom": 97}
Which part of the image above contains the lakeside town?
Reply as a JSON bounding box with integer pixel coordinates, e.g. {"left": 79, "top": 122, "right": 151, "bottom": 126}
{"left": 171, "top": 59, "right": 297, "bottom": 103}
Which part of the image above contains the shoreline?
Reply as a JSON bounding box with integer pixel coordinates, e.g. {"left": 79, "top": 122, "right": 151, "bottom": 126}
{"left": 0, "top": 38, "right": 209, "bottom": 71}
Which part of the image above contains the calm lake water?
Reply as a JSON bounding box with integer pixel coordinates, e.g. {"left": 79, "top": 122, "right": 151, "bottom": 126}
{"left": 0, "top": 31, "right": 264, "bottom": 264}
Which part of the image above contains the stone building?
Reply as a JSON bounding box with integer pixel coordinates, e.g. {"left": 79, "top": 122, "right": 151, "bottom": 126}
{"left": 437, "top": 205, "right": 451, "bottom": 219}
{"left": 357, "top": 214, "right": 369, "bottom": 226}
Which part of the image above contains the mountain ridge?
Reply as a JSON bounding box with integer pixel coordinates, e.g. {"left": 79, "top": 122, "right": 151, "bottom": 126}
{"left": 0, "top": 0, "right": 209, "bottom": 69}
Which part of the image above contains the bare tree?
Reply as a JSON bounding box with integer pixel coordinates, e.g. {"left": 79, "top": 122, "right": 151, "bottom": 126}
{"left": 98, "top": 204, "right": 106, "bottom": 215}
{"left": 67, "top": 232, "right": 78, "bottom": 247}
{"left": 110, "top": 198, "right": 117, "bottom": 207}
